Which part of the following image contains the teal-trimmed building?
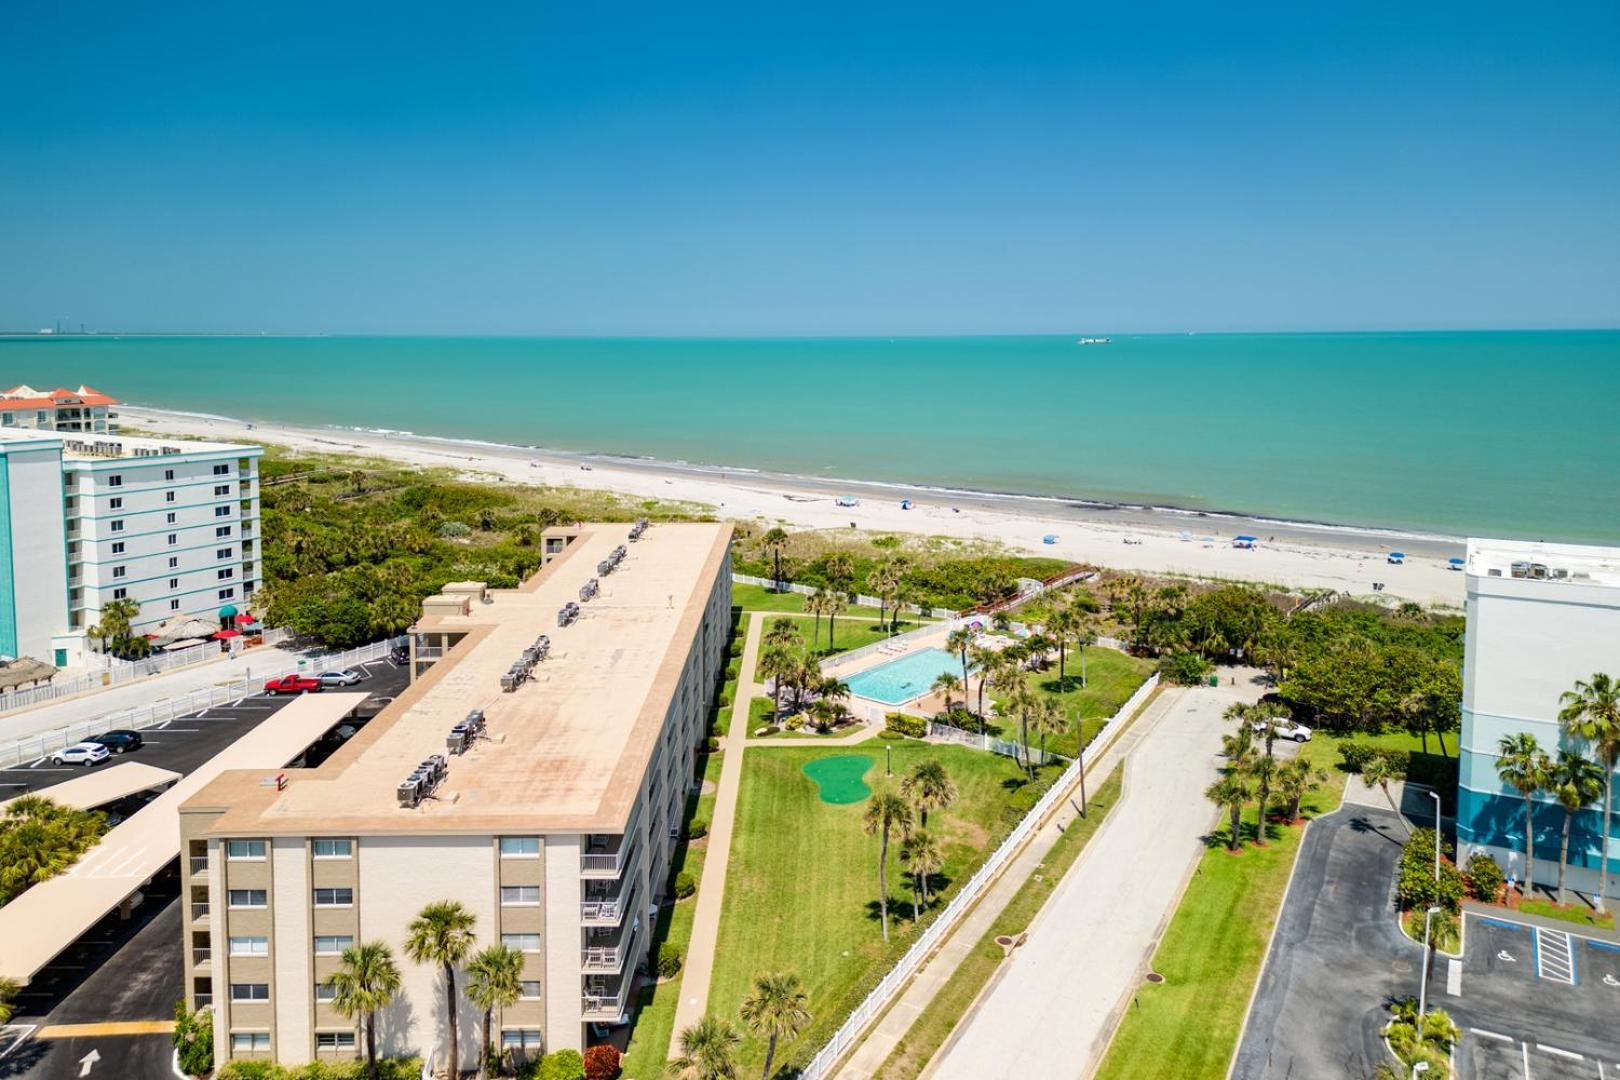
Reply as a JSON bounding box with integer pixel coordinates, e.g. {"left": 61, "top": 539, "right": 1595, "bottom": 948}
{"left": 0, "top": 433, "right": 71, "bottom": 663}
{"left": 1458, "top": 539, "right": 1620, "bottom": 899}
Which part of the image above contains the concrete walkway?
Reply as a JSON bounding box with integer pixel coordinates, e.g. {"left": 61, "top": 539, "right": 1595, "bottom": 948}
{"left": 832, "top": 682, "right": 1185, "bottom": 1079}
{"left": 668, "top": 613, "right": 762, "bottom": 1055}
{"left": 927, "top": 674, "right": 1265, "bottom": 1080}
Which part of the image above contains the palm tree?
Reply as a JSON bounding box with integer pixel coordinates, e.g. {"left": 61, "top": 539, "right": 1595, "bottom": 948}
{"left": 1029, "top": 698, "right": 1066, "bottom": 771}
{"left": 1494, "top": 733, "right": 1550, "bottom": 900}
{"left": 968, "top": 642, "right": 998, "bottom": 717}
{"left": 761, "top": 527, "right": 790, "bottom": 591}
{"left": 1559, "top": 673, "right": 1620, "bottom": 912}
{"left": 1361, "top": 754, "right": 1411, "bottom": 838}
{"left": 464, "top": 944, "right": 524, "bottom": 1079}
{"left": 1274, "top": 756, "right": 1327, "bottom": 822}
{"left": 1008, "top": 685, "right": 1039, "bottom": 775}
{"left": 862, "top": 790, "right": 914, "bottom": 942}
{"left": 931, "top": 671, "right": 962, "bottom": 712}
{"left": 868, "top": 558, "right": 902, "bottom": 632}
{"left": 899, "top": 760, "right": 958, "bottom": 829}
{"left": 739, "top": 972, "right": 811, "bottom": 1080}
{"left": 1047, "top": 602, "right": 1081, "bottom": 688}
{"left": 946, "top": 627, "right": 975, "bottom": 705}
{"left": 824, "top": 552, "right": 855, "bottom": 597}
{"left": 807, "top": 590, "right": 828, "bottom": 650}
{"left": 1547, "top": 749, "right": 1604, "bottom": 906}
{"left": 823, "top": 591, "right": 848, "bottom": 651}
{"left": 759, "top": 644, "right": 795, "bottom": 723}
{"left": 324, "top": 941, "right": 403, "bottom": 1080}
{"left": 1206, "top": 774, "right": 1252, "bottom": 851}
{"left": 902, "top": 829, "right": 944, "bottom": 915}
{"left": 763, "top": 617, "right": 800, "bottom": 653}
{"left": 404, "top": 900, "right": 478, "bottom": 1076}
{"left": 0, "top": 976, "right": 19, "bottom": 1025}
{"left": 1233, "top": 702, "right": 1288, "bottom": 844}
{"left": 667, "top": 1015, "right": 743, "bottom": 1080}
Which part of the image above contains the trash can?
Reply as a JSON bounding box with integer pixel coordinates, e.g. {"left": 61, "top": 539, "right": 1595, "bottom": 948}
{"left": 1208, "top": 674, "right": 1219, "bottom": 687}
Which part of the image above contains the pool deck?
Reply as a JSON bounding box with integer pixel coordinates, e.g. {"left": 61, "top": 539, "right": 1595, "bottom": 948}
{"left": 825, "top": 626, "right": 983, "bottom": 721}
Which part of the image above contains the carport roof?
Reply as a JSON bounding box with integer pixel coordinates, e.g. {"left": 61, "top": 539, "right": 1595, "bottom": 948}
{"left": 0, "top": 761, "right": 180, "bottom": 813}
{"left": 0, "top": 693, "right": 365, "bottom": 984}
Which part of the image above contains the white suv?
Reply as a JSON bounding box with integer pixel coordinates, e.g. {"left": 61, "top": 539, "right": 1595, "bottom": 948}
{"left": 1253, "top": 717, "right": 1313, "bottom": 743}
{"left": 53, "top": 741, "right": 112, "bottom": 767}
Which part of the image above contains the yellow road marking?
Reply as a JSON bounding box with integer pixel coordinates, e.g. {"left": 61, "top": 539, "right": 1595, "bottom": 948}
{"left": 36, "top": 1021, "right": 174, "bottom": 1037}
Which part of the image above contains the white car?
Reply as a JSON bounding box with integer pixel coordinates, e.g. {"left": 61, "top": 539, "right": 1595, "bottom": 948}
{"left": 1253, "top": 717, "right": 1313, "bottom": 742}
{"left": 318, "top": 668, "right": 363, "bottom": 687}
{"left": 53, "top": 741, "right": 112, "bottom": 767}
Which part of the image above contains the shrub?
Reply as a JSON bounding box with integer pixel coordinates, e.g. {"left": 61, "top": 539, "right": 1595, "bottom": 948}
{"left": 1396, "top": 828, "right": 1465, "bottom": 913}
{"left": 729, "top": 637, "right": 745, "bottom": 658}
{"left": 1337, "top": 743, "right": 1413, "bottom": 777}
{"left": 726, "top": 657, "right": 741, "bottom": 680}
{"left": 784, "top": 714, "right": 804, "bottom": 731}
{"left": 583, "top": 1044, "right": 622, "bottom": 1080}
{"left": 173, "top": 1000, "right": 215, "bottom": 1077}
{"left": 439, "top": 520, "right": 472, "bottom": 538}
{"left": 657, "top": 942, "right": 683, "bottom": 977}
{"left": 538, "top": 1050, "right": 586, "bottom": 1080}
{"left": 885, "top": 712, "right": 927, "bottom": 738}
{"left": 878, "top": 729, "right": 905, "bottom": 740}
{"left": 1157, "top": 650, "right": 1212, "bottom": 686}
{"left": 1465, "top": 852, "right": 1505, "bottom": 903}
{"left": 674, "top": 871, "right": 697, "bottom": 899}
{"left": 687, "top": 818, "right": 709, "bottom": 840}
{"left": 718, "top": 686, "right": 734, "bottom": 706}
{"left": 706, "top": 736, "right": 721, "bottom": 753}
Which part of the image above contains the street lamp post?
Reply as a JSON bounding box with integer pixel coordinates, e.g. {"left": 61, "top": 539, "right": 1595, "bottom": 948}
{"left": 1430, "top": 790, "right": 1443, "bottom": 884}
{"left": 885, "top": 743, "right": 892, "bottom": 777}
{"left": 1417, "top": 904, "right": 1442, "bottom": 1024}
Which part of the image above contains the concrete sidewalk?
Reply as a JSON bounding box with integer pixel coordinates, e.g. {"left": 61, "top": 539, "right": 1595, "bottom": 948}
{"left": 668, "top": 613, "right": 762, "bottom": 1055}
{"left": 927, "top": 675, "right": 1263, "bottom": 1080}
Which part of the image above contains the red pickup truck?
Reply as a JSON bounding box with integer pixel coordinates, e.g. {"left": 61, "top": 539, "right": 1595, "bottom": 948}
{"left": 263, "top": 674, "right": 322, "bottom": 695}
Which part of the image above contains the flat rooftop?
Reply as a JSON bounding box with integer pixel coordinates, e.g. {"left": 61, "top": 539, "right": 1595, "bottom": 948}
{"left": 0, "top": 761, "right": 180, "bottom": 814}
{"left": 188, "top": 521, "right": 731, "bottom": 838}
{"left": 0, "top": 428, "right": 256, "bottom": 459}
{"left": 0, "top": 694, "right": 364, "bottom": 983}
{"left": 1466, "top": 537, "right": 1620, "bottom": 589}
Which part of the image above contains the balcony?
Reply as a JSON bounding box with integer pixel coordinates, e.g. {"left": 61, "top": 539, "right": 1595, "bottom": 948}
{"left": 581, "top": 922, "right": 640, "bottom": 974}
{"left": 191, "top": 902, "right": 211, "bottom": 926}
{"left": 581, "top": 854, "right": 639, "bottom": 925}
{"left": 189, "top": 856, "right": 208, "bottom": 879}
{"left": 581, "top": 975, "right": 633, "bottom": 1021}
{"left": 193, "top": 948, "right": 212, "bottom": 972}
{"left": 580, "top": 807, "right": 642, "bottom": 878}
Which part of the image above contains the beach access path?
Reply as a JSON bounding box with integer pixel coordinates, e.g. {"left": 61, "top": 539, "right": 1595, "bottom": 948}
{"left": 924, "top": 673, "right": 1264, "bottom": 1080}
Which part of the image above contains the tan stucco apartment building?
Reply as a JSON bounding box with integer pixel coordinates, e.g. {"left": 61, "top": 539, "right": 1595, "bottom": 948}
{"left": 179, "top": 521, "right": 732, "bottom": 1071}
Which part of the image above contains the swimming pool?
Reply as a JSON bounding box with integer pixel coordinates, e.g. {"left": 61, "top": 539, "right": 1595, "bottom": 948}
{"left": 845, "top": 647, "right": 964, "bottom": 706}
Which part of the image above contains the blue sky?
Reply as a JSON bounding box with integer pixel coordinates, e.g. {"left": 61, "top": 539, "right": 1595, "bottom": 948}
{"left": 2, "top": 1, "right": 1617, "bottom": 335}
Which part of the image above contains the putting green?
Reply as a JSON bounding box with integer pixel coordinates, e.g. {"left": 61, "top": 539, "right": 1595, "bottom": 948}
{"left": 802, "top": 754, "right": 875, "bottom": 805}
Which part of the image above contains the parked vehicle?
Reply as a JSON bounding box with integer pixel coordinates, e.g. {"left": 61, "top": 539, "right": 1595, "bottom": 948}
{"left": 317, "top": 668, "right": 363, "bottom": 687}
{"left": 389, "top": 644, "right": 410, "bottom": 666}
{"left": 90, "top": 729, "right": 144, "bottom": 754}
{"left": 263, "top": 674, "right": 322, "bottom": 695}
{"left": 1253, "top": 717, "right": 1313, "bottom": 742}
{"left": 53, "top": 742, "right": 111, "bottom": 767}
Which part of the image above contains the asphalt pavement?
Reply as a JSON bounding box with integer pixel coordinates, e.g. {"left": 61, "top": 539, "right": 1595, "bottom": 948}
{"left": 1233, "top": 804, "right": 1620, "bottom": 1080}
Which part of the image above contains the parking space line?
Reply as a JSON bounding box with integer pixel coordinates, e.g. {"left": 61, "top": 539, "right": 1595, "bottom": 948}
{"left": 1446, "top": 958, "right": 1461, "bottom": 995}
{"left": 1535, "top": 926, "right": 1576, "bottom": 985}
{"left": 1538, "top": 1044, "right": 1584, "bottom": 1061}
{"left": 1471, "top": 1028, "right": 1514, "bottom": 1042}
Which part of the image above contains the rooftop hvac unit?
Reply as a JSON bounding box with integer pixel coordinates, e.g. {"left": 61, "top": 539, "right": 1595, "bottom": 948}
{"left": 597, "top": 558, "right": 613, "bottom": 576}
{"left": 580, "top": 578, "right": 599, "bottom": 602}
{"left": 397, "top": 778, "right": 422, "bottom": 808}
{"left": 629, "top": 519, "right": 648, "bottom": 541}
{"left": 446, "top": 728, "right": 469, "bottom": 755}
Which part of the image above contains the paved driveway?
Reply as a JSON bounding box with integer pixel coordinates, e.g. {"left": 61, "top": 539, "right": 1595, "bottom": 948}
{"left": 1234, "top": 805, "right": 1620, "bottom": 1079}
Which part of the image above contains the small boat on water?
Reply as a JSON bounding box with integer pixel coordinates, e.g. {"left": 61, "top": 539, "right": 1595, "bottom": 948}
{"left": 1077, "top": 337, "right": 1111, "bottom": 345}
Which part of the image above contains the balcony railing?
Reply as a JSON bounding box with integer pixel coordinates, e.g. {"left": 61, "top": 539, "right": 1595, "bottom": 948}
{"left": 581, "top": 925, "right": 639, "bottom": 973}
{"left": 189, "top": 856, "right": 208, "bottom": 876}
{"left": 581, "top": 979, "right": 632, "bottom": 1020}
{"left": 191, "top": 902, "right": 211, "bottom": 922}
{"left": 193, "top": 948, "right": 212, "bottom": 970}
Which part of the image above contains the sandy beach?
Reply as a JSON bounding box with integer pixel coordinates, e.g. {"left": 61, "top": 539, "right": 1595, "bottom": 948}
{"left": 122, "top": 406, "right": 1468, "bottom": 607}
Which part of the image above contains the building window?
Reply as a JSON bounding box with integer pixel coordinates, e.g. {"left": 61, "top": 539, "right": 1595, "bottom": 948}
{"left": 314, "top": 983, "right": 337, "bottom": 1002}
{"left": 218, "top": 568, "right": 234, "bottom": 580}
{"left": 500, "top": 933, "right": 541, "bottom": 953}
{"left": 213, "top": 464, "right": 230, "bottom": 475}
{"left": 107, "top": 475, "right": 122, "bottom": 487}
{"left": 219, "top": 587, "right": 235, "bottom": 600}
{"left": 214, "top": 484, "right": 230, "bottom": 496}
{"left": 110, "top": 519, "right": 124, "bottom": 532}
{"left": 111, "top": 587, "right": 127, "bottom": 600}
{"left": 228, "top": 936, "right": 269, "bottom": 957}
{"left": 499, "top": 837, "right": 540, "bottom": 858}
{"left": 168, "top": 533, "right": 178, "bottom": 545}
{"left": 166, "top": 512, "right": 177, "bottom": 524}
{"left": 230, "top": 983, "right": 270, "bottom": 1002}
{"left": 110, "top": 542, "right": 124, "bottom": 555}
{"left": 217, "top": 547, "right": 234, "bottom": 559}
{"left": 313, "top": 887, "right": 354, "bottom": 908}
{"left": 501, "top": 1030, "right": 543, "bottom": 1051}
{"left": 216, "top": 526, "right": 232, "bottom": 538}
{"left": 315, "top": 1032, "right": 356, "bottom": 1050}
{"left": 166, "top": 491, "right": 176, "bottom": 503}
{"left": 170, "top": 599, "right": 181, "bottom": 611}
{"left": 215, "top": 506, "right": 231, "bottom": 518}
{"left": 168, "top": 556, "right": 179, "bottom": 568}
{"left": 226, "top": 839, "right": 266, "bottom": 860}
{"left": 312, "top": 839, "right": 352, "bottom": 859}
{"left": 169, "top": 578, "right": 179, "bottom": 589}
{"left": 109, "top": 497, "right": 122, "bottom": 509}
{"left": 230, "top": 1032, "right": 271, "bottom": 1052}
{"left": 227, "top": 889, "right": 267, "bottom": 908}
{"left": 164, "top": 468, "right": 175, "bottom": 481}
{"left": 519, "top": 981, "right": 542, "bottom": 1000}
{"left": 500, "top": 885, "right": 540, "bottom": 906}
{"left": 314, "top": 935, "right": 354, "bottom": 956}
{"left": 112, "top": 566, "right": 126, "bottom": 579}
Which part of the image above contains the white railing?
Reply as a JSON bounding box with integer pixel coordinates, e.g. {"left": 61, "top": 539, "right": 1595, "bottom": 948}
{"left": 0, "top": 627, "right": 295, "bottom": 714}
{"left": 731, "top": 574, "right": 958, "bottom": 621}
{"left": 796, "top": 672, "right": 1160, "bottom": 1079}
{"left": 926, "top": 722, "right": 1070, "bottom": 766}
{"left": 820, "top": 621, "right": 949, "bottom": 677}
{"left": 581, "top": 981, "right": 632, "bottom": 1019}
{"left": 0, "top": 636, "right": 405, "bottom": 768}
{"left": 189, "top": 856, "right": 209, "bottom": 876}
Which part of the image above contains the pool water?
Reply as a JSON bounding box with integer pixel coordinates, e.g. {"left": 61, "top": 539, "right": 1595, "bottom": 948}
{"left": 845, "top": 647, "right": 964, "bottom": 706}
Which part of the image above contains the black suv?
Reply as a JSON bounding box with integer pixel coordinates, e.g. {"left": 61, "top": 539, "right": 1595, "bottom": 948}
{"left": 90, "top": 729, "right": 144, "bottom": 754}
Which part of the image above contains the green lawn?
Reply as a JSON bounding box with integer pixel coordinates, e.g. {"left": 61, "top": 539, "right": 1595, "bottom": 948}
{"left": 705, "top": 741, "right": 1063, "bottom": 1075}
{"left": 1519, "top": 898, "right": 1616, "bottom": 930}
{"left": 732, "top": 583, "right": 888, "bottom": 619}
{"left": 620, "top": 748, "right": 726, "bottom": 1080}
{"left": 1091, "top": 728, "right": 1443, "bottom": 1080}
{"left": 760, "top": 613, "right": 928, "bottom": 661}
{"left": 878, "top": 766, "right": 1125, "bottom": 1079}
{"left": 986, "top": 646, "right": 1154, "bottom": 753}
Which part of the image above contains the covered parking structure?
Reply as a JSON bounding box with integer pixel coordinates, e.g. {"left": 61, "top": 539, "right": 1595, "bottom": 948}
{"left": 0, "top": 693, "right": 366, "bottom": 986}
{"left": 0, "top": 760, "right": 181, "bottom": 813}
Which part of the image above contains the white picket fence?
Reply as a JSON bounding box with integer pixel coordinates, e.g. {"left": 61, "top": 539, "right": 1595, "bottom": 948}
{"left": 732, "top": 573, "right": 959, "bottom": 620}
{"left": 797, "top": 671, "right": 1160, "bottom": 1079}
{"left": 0, "top": 636, "right": 404, "bottom": 768}
{"left": 0, "top": 627, "right": 294, "bottom": 714}
{"left": 927, "top": 721, "right": 1070, "bottom": 766}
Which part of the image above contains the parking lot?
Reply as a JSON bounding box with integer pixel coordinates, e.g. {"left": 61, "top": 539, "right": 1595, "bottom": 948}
{"left": 1233, "top": 804, "right": 1620, "bottom": 1080}
{"left": 0, "top": 657, "right": 408, "bottom": 1079}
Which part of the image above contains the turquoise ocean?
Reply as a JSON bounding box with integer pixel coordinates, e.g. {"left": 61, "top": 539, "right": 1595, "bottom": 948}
{"left": 2, "top": 331, "right": 1616, "bottom": 543}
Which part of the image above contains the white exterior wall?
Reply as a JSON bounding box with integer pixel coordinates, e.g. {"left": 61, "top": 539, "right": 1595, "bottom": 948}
{"left": 544, "top": 836, "right": 584, "bottom": 1046}
{"left": 0, "top": 440, "right": 69, "bottom": 660}
{"left": 358, "top": 835, "right": 495, "bottom": 1072}
{"left": 272, "top": 839, "right": 313, "bottom": 1064}
{"left": 65, "top": 447, "right": 262, "bottom": 631}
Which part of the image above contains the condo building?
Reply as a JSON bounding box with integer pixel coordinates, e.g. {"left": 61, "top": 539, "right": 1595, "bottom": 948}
{"left": 179, "top": 521, "right": 731, "bottom": 1071}
{"left": 0, "top": 428, "right": 262, "bottom": 666}
{"left": 0, "top": 384, "right": 118, "bottom": 433}
{"left": 1458, "top": 538, "right": 1620, "bottom": 899}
